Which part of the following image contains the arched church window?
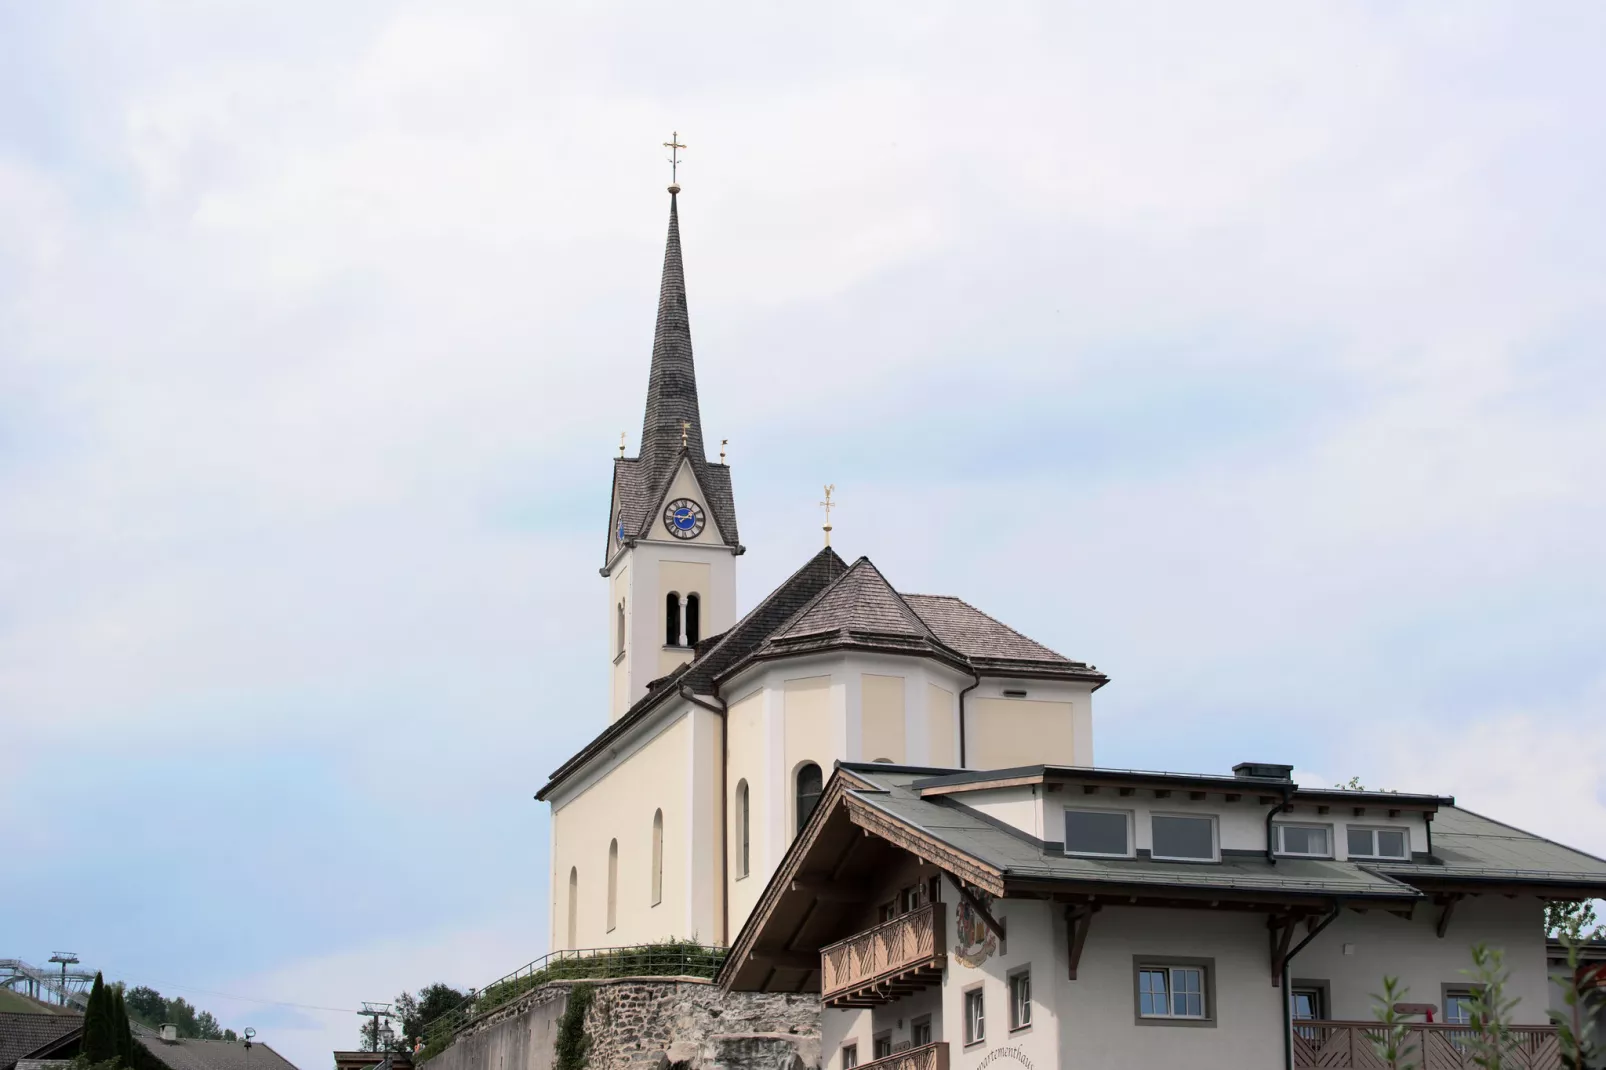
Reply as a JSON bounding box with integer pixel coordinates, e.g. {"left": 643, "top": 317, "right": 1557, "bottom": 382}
{"left": 606, "top": 839, "right": 618, "bottom": 933}
{"left": 665, "top": 593, "right": 681, "bottom": 647}
{"left": 795, "top": 763, "right": 823, "bottom": 835}
{"left": 685, "top": 593, "right": 700, "bottom": 646}
{"left": 616, "top": 601, "right": 626, "bottom": 656}
{"left": 567, "top": 867, "right": 578, "bottom": 949}
{"left": 651, "top": 809, "right": 664, "bottom": 906}
{"left": 735, "top": 780, "right": 750, "bottom": 878}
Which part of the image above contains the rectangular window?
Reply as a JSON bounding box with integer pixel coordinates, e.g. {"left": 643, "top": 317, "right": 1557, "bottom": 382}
{"left": 964, "top": 988, "right": 986, "bottom": 1046}
{"left": 1277, "top": 824, "right": 1332, "bottom": 857}
{"left": 911, "top": 1016, "right": 932, "bottom": 1047}
{"left": 1064, "top": 809, "right": 1131, "bottom": 857}
{"left": 1151, "top": 815, "right": 1217, "bottom": 862}
{"left": 1347, "top": 827, "right": 1410, "bottom": 860}
{"left": 1009, "top": 969, "right": 1032, "bottom": 1030}
{"left": 1291, "top": 988, "right": 1323, "bottom": 1020}
{"left": 841, "top": 1044, "right": 857, "bottom": 1070}
{"left": 1445, "top": 988, "right": 1477, "bottom": 1026}
{"left": 872, "top": 1035, "right": 892, "bottom": 1060}
{"left": 900, "top": 885, "right": 921, "bottom": 914}
{"left": 1138, "top": 965, "right": 1208, "bottom": 1019}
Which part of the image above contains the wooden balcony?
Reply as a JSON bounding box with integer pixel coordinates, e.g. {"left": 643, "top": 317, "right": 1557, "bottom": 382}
{"left": 820, "top": 903, "right": 946, "bottom": 1007}
{"left": 855, "top": 1042, "right": 948, "bottom": 1070}
{"left": 1292, "top": 1021, "right": 1562, "bottom": 1069}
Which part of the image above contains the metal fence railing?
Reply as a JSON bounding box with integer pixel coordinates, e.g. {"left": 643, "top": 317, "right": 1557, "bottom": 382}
{"left": 415, "top": 942, "right": 726, "bottom": 1062}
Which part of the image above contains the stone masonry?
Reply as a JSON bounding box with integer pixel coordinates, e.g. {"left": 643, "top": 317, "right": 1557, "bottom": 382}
{"left": 425, "top": 977, "right": 820, "bottom": 1070}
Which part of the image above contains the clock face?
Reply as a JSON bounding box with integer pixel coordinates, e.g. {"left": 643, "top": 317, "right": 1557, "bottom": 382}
{"left": 663, "top": 498, "right": 706, "bottom": 539}
{"left": 616, "top": 511, "right": 627, "bottom": 543}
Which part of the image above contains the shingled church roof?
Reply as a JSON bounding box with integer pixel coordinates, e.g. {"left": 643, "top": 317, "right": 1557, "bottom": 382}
{"left": 605, "top": 190, "right": 739, "bottom": 563}
{"left": 539, "top": 547, "right": 1107, "bottom": 801}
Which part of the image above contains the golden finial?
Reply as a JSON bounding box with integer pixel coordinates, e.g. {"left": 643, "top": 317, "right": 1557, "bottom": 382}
{"left": 681, "top": 420, "right": 690, "bottom": 449}
{"left": 819, "top": 484, "right": 836, "bottom": 547}
{"left": 720, "top": 438, "right": 728, "bottom": 464}
{"left": 618, "top": 432, "right": 626, "bottom": 459}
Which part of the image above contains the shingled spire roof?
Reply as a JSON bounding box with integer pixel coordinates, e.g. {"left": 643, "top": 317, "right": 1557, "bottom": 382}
{"left": 640, "top": 190, "right": 705, "bottom": 467}
{"left": 605, "top": 188, "right": 740, "bottom": 563}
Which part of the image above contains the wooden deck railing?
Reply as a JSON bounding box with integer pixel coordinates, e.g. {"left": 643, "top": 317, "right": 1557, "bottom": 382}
{"left": 854, "top": 1042, "right": 948, "bottom": 1070}
{"left": 820, "top": 903, "right": 946, "bottom": 1006}
{"left": 1292, "top": 1020, "right": 1562, "bottom": 1069}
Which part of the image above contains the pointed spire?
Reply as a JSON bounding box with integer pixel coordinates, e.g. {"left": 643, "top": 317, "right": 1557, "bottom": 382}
{"left": 639, "top": 189, "right": 706, "bottom": 467}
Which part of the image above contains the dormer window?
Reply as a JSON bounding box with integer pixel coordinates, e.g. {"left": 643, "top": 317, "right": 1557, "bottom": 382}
{"left": 1064, "top": 809, "right": 1132, "bottom": 858}
{"left": 1275, "top": 824, "right": 1333, "bottom": 858}
{"left": 1151, "top": 814, "right": 1218, "bottom": 862}
{"left": 1347, "top": 826, "right": 1409, "bottom": 860}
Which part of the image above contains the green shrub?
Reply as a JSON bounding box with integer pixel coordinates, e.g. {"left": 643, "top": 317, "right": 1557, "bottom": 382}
{"left": 554, "top": 985, "right": 594, "bottom": 1070}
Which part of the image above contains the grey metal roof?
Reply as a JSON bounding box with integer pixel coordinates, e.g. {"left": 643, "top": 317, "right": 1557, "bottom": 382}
{"left": 139, "top": 1037, "right": 301, "bottom": 1070}
{"left": 842, "top": 765, "right": 1420, "bottom": 900}
{"left": 1374, "top": 805, "right": 1606, "bottom": 885}
{"left": 606, "top": 190, "right": 739, "bottom": 563}
{"left": 838, "top": 764, "right": 1606, "bottom": 900}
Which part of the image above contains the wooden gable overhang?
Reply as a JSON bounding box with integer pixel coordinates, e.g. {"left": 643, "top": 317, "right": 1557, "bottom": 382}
{"left": 720, "top": 767, "right": 1007, "bottom": 994}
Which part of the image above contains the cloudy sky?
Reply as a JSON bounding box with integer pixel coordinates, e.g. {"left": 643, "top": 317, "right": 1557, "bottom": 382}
{"left": 3, "top": 2, "right": 1604, "bottom": 1067}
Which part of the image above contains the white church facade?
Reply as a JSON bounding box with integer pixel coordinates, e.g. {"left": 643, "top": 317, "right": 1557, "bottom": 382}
{"left": 535, "top": 185, "right": 1606, "bottom": 1069}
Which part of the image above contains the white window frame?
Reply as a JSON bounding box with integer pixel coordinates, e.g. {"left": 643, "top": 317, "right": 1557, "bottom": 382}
{"left": 1137, "top": 964, "right": 1209, "bottom": 1020}
{"left": 841, "top": 1043, "right": 858, "bottom": 1070}
{"left": 1346, "top": 825, "right": 1411, "bottom": 861}
{"left": 1062, "top": 808, "right": 1135, "bottom": 859}
{"left": 1008, "top": 967, "right": 1032, "bottom": 1031}
{"left": 1275, "top": 823, "right": 1334, "bottom": 859}
{"left": 1149, "top": 812, "right": 1220, "bottom": 863}
{"left": 963, "top": 986, "right": 986, "bottom": 1046}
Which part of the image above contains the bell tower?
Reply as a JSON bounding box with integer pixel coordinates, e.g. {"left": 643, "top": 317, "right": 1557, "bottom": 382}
{"left": 602, "top": 184, "right": 742, "bottom": 720}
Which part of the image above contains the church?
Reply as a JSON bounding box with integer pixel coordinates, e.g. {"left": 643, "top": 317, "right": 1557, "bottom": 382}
{"left": 533, "top": 182, "right": 1606, "bottom": 1070}
{"left": 535, "top": 183, "right": 1108, "bottom": 952}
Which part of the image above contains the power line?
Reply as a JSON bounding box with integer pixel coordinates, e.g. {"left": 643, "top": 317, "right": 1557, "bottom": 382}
{"left": 100, "top": 974, "right": 360, "bottom": 1015}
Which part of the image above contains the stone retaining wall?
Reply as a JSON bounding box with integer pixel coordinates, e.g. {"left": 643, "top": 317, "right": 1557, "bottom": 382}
{"left": 426, "top": 978, "right": 820, "bottom": 1070}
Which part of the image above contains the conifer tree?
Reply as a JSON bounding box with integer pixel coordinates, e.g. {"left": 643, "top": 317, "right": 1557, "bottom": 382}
{"left": 114, "top": 988, "right": 137, "bottom": 1067}
{"left": 81, "top": 973, "right": 118, "bottom": 1065}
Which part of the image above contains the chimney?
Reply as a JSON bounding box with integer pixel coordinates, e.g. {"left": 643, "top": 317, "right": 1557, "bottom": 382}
{"left": 160, "top": 1025, "right": 178, "bottom": 1043}
{"left": 1232, "top": 761, "right": 1294, "bottom": 781}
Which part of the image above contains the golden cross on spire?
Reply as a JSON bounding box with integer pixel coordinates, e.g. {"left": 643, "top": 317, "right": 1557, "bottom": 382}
{"left": 819, "top": 484, "right": 836, "bottom": 547}
{"left": 681, "top": 420, "right": 690, "bottom": 448}
{"left": 663, "top": 131, "right": 686, "bottom": 186}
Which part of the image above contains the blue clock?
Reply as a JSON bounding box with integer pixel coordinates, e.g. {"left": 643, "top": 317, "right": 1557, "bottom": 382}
{"left": 616, "top": 512, "right": 627, "bottom": 542}
{"left": 663, "top": 498, "right": 706, "bottom": 539}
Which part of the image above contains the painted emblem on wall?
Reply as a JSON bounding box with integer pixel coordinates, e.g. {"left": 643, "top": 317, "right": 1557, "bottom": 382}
{"left": 953, "top": 890, "right": 999, "bottom": 968}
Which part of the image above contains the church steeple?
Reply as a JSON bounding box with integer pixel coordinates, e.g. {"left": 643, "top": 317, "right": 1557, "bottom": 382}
{"left": 603, "top": 182, "right": 742, "bottom": 719}
{"left": 640, "top": 189, "right": 706, "bottom": 469}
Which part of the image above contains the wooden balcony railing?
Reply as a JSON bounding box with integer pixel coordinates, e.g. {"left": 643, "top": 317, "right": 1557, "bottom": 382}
{"left": 820, "top": 903, "right": 946, "bottom": 1007}
{"left": 855, "top": 1042, "right": 948, "bottom": 1070}
{"left": 1292, "top": 1020, "right": 1562, "bottom": 1069}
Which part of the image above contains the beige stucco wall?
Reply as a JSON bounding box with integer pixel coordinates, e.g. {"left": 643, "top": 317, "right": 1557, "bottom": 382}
{"left": 860, "top": 674, "right": 906, "bottom": 763}
{"left": 549, "top": 714, "right": 690, "bottom": 950}
{"left": 1296, "top": 895, "right": 1551, "bottom": 1023}
{"left": 968, "top": 696, "right": 1078, "bottom": 768}
{"left": 609, "top": 565, "right": 629, "bottom": 720}
{"left": 784, "top": 676, "right": 836, "bottom": 835}
{"left": 657, "top": 645, "right": 695, "bottom": 677}
{"left": 726, "top": 688, "right": 768, "bottom": 933}
{"left": 926, "top": 683, "right": 955, "bottom": 767}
